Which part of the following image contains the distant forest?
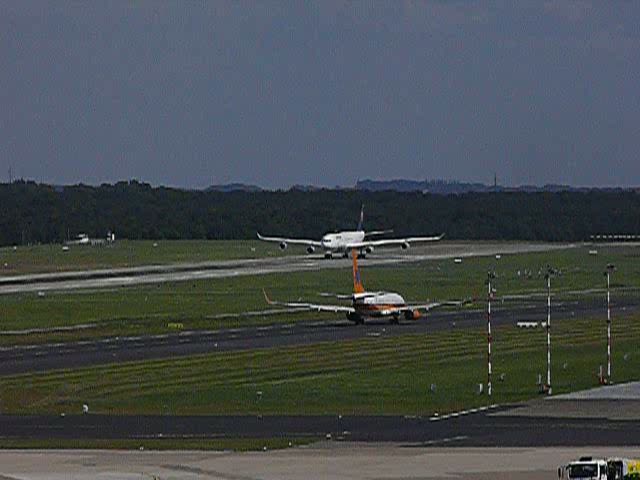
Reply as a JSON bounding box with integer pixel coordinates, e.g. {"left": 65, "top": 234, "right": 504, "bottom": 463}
{"left": 1, "top": 180, "right": 639, "bottom": 246}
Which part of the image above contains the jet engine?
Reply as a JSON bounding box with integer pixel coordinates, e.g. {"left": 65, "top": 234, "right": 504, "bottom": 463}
{"left": 405, "top": 309, "right": 421, "bottom": 320}
{"left": 365, "top": 246, "right": 374, "bottom": 254}
{"left": 279, "top": 241, "right": 288, "bottom": 250}
{"left": 401, "top": 241, "right": 410, "bottom": 250}
{"left": 306, "top": 246, "right": 315, "bottom": 254}
{"left": 347, "top": 312, "right": 363, "bottom": 324}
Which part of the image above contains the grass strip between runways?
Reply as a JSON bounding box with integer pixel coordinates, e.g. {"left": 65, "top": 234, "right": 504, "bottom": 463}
{"left": 0, "top": 314, "right": 639, "bottom": 416}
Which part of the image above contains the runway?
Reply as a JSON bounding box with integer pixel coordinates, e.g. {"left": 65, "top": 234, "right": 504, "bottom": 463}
{"left": 1, "top": 386, "right": 638, "bottom": 478}
{"left": 0, "top": 241, "right": 576, "bottom": 295}
{"left": 0, "top": 402, "right": 639, "bottom": 446}
{"left": 1, "top": 296, "right": 637, "bottom": 375}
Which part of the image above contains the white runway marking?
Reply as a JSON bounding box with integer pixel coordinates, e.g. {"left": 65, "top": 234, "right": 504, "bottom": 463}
{"left": 429, "top": 404, "right": 500, "bottom": 421}
{"left": 420, "top": 435, "right": 469, "bottom": 445}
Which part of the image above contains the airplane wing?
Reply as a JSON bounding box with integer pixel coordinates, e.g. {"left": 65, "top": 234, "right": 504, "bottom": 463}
{"left": 403, "top": 302, "right": 445, "bottom": 312}
{"left": 263, "top": 289, "right": 354, "bottom": 313}
{"left": 346, "top": 233, "right": 445, "bottom": 249}
{"left": 319, "top": 292, "right": 353, "bottom": 300}
{"left": 257, "top": 233, "right": 322, "bottom": 248}
{"left": 405, "top": 299, "right": 470, "bottom": 311}
{"left": 364, "top": 302, "right": 444, "bottom": 317}
{"left": 364, "top": 229, "right": 394, "bottom": 237}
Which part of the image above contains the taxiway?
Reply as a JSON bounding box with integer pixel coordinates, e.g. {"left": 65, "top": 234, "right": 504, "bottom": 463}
{"left": 0, "top": 399, "right": 639, "bottom": 445}
{"left": 1, "top": 296, "right": 638, "bottom": 375}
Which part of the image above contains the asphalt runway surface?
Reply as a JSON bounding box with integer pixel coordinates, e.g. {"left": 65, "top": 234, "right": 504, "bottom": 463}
{"left": 1, "top": 404, "right": 639, "bottom": 446}
{"left": 1, "top": 296, "right": 638, "bottom": 375}
{"left": 0, "top": 241, "right": 576, "bottom": 294}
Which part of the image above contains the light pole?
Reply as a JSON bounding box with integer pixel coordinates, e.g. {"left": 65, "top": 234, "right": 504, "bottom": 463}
{"left": 486, "top": 271, "right": 495, "bottom": 397}
{"left": 605, "top": 264, "right": 615, "bottom": 383}
{"left": 544, "top": 267, "right": 555, "bottom": 395}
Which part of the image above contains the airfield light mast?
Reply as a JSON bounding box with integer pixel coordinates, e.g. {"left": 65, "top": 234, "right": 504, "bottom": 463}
{"left": 605, "top": 264, "right": 615, "bottom": 382}
{"left": 544, "top": 267, "right": 555, "bottom": 395}
{"left": 486, "top": 271, "right": 496, "bottom": 397}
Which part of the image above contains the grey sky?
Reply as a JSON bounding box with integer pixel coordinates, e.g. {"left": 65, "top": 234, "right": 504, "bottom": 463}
{"left": 1, "top": 1, "right": 639, "bottom": 189}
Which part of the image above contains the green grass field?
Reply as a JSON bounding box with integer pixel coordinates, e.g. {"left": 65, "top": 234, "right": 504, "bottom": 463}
{"left": 1, "top": 245, "right": 639, "bottom": 345}
{"left": 1, "top": 313, "right": 637, "bottom": 416}
{"left": 0, "top": 239, "right": 303, "bottom": 275}
{"left": 1, "top": 243, "right": 639, "bottom": 421}
{"left": 0, "top": 437, "right": 316, "bottom": 451}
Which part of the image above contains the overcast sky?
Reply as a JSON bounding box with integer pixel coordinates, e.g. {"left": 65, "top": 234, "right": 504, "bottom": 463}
{"left": 1, "top": 1, "right": 639, "bottom": 189}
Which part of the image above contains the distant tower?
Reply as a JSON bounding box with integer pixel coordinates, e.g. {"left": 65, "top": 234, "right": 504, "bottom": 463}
{"left": 493, "top": 172, "right": 497, "bottom": 191}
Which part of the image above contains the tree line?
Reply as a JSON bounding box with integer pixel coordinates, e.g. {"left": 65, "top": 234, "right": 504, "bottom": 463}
{"left": 1, "top": 180, "right": 639, "bottom": 246}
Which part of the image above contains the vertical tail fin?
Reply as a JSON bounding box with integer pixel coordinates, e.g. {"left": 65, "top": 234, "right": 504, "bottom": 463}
{"left": 352, "top": 249, "right": 365, "bottom": 293}
{"left": 356, "top": 204, "right": 364, "bottom": 231}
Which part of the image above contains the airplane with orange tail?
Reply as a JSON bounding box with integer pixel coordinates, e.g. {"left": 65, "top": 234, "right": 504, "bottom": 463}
{"left": 263, "top": 249, "right": 465, "bottom": 324}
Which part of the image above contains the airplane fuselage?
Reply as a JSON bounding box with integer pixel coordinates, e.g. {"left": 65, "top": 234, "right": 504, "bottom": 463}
{"left": 321, "top": 230, "right": 365, "bottom": 253}
{"left": 351, "top": 291, "right": 408, "bottom": 318}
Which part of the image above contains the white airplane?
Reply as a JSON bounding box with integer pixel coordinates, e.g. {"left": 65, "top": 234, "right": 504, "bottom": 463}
{"left": 257, "top": 206, "right": 444, "bottom": 258}
{"left": 263, "top": 249, "right": 464, "bottom": 324}
{"left": 64, "top": 233, "right": 90, "bottom": 245}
